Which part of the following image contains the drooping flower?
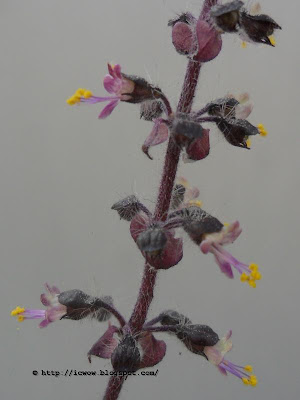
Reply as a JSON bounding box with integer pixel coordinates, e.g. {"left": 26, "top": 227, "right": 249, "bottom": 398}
{"left": 210, "top": 1, "right": 281, "bottom": 47}
{"left": 11, "top": 284, "right": 66, "bottom": 328}
{"left": 204, "top": 330, "right": 258, "bottom": 386}
{"left": 195, "top": 93, "right": 267, "bottom": 149}
{"left": 200, "top": 221, "right": 262, "bottom": 287}
{"left": 66, "top": 64, "right": 163, "bottom": 119}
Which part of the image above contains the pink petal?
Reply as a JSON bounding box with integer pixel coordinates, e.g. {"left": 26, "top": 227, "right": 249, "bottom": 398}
{"left": 40, "top": 293, "right": 50, "bottom": 307}
{"left": 200, "top": 239, "right": 212, "bottom": 254}
{"left": 185, "top": 129, "right": 210, "bottom": 161}
{"left": 139, "top": 333, "right": 167, "bottom": 369}
{"left": 142, "top": 119, "right": 169, "bottom": 160}
{"left": 88, "top": 324, "right": 119, "bottom": 363}
{"left": 194, "top": 20, "right": 222, "bottom": 62}
{"left": 218, "top": 365, "right": 228, "bottom": 375}
{"left": 39, "top": 319, "right": 50, "bottom": 328}
{"left": 46, "top": 306, "right": 67, "bottom": 322}
{"left": 235, "top": 103, "right": 253, "bottom": 119}
{"left": 219, "top": 221, "right": 242, "bottom": 245}
{"left": 213, "top": 252, "right": 234, "bottom": 279}
{"left": 130, "top": 213, "right": 150, "bottom": 242}
{"left": 103, "top": 75, "right": 122, "bottom": 94}
{"left": 98, "top": 99, "right": 120, "bottom": 119}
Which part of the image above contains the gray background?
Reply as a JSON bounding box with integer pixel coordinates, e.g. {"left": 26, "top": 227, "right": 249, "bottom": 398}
{"left": 1, "top": 0, "right": 299, "bottom": 399}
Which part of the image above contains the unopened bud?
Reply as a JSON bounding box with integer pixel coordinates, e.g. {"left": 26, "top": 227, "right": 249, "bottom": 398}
{"left": 140, "top": 100, "right": 163, "bottom": 121}
{"left": 111, "top": 195, "right": 143, "bottom": 221}
{"left": 121, "top": 74, "right": 163, "bottom": 104}
{"left": 170, "top": 184, "right": 186, "bottom": 209}
{"left": 171, "top": 113, "right": 204, "bottom": 148}
{"left": 160, "top": 310, "right": 191, "bottom": 326}
{"left": 177, "top": 324, "right": 219, "bottom": 347}
{"left": 136, "top": 226, "right": 168, "bottom": 257}
{"left": 111, "top": 335, "right": 141, "bottom": 372}
{"left": 210, "top": 0, "right": 243, "bottom": 33}
{"left": 207, "top": 97, "right": 239, "bottom": 118}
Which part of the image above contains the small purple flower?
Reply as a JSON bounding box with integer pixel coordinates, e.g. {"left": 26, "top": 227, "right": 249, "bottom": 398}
{"left": 66, "top": 64, "right": 135, "bottom": 119}
{"left": 204, "top": 330, "right": 258, "bottom": 386}
{"left": 10, "top": 283, "right": 67, "bottom": 328}
{"left": 200, "top": 221, "right": 262, "bottom": 287}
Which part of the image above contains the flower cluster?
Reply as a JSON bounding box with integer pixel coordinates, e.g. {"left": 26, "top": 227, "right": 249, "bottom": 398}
{"left": 111, "top": 178, "right": 262, "bottom": 287}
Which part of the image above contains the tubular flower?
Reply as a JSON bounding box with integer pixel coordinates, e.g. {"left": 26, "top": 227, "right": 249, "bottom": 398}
{"left": 200, "top": 221, "right": 262, "bottom": 287}
{"left": 210, "top": 1, "right": 281, "bottom": 47}
{"left": 11, "top": 284, "right": 66, "bottom": 328}
{"left": 66, "top": 64, "right": 162, "bottom": 119}
{"left": 204, "top": 331, "right": 258, "bottom": 386}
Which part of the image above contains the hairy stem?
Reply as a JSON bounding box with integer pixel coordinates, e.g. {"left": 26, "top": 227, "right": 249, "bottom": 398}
{"left": 103, "top": 60, "right": 201, "bottom": 400}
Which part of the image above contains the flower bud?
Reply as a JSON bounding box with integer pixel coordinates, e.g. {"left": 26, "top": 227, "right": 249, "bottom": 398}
{"left": 216, "top": 118, "right": 259, "bottom": 148}
{"left": 58, "top": 290, "right": 113, "bottom": 321}
{"left": 169, "top": 13, "right": 198, "bottom": 56}
{"left": 170, "top": 184, "right": 186, "bottom": 209}
{"left": 176, "top": 324, "right": 219, "bottom": 347}
{"left": 160, "top": 310, "right": 191, "bottom": 326}
{"left": 121, "top": 74, "right": 163, "bottom": 104}
{"left": 171, "top": 113, "right": 204, "bottom": 148}
{"left": 240, "top": 11, "right": 281, "bottom": 46}
{"left": 111, "top": 335, "right": 141, "bottom": 372}
{"left": 111, "top": 195, "right": 143, "bottom": 221}
{"left": 207, "top": 97, "right": 240, "bottom": 118}
{"left": 140, "top": 100, "right": 163, "bottom": 121}
{"left": 210, "top": 0, "right": 243, "bottom": 33}
{"left": 136, "top": 226, "right": 168, "bottom": 257}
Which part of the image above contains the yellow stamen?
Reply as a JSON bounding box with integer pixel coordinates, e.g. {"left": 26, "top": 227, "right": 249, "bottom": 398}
{"left": 240, "top": 272, "right": 249, "bottom": 282}
{"left": 244, "top": 365, "right": 253, "bottom": 372}
{"left": 257, "top": 124, "right": 268, "bottom": 137}
{"left": 269, "top": 35, "right": 276, "bottom": 46}
{"left": 66, "top": 97, "right": 77, "bottom": 105}
{"left": 17, "top": 315, "right": 25, "bottom": 322}
{"left": 248, "top": 279, "right": 257, "bottom": 288}
{"left": 188, "top": 200, "right": 203, "bottom": 208}
{"left": 241, "top": 41, "right": 247, "bottom": 49}
{"left": 11, "top": 306, "right": 25, "bottom": 316}
{"left": 250, "top": 375, "right": 258, "bottom": 386}
{"left": 223, "top": 222, "right": 229, "bottom": 227}
{"left": 242, "top": 377, "right": 250, "bottom": 385}
{"left": 249, "top": 263, "right": 258, "bottom": 271}
{"left": 75, "top": 88, "right": 85, "bottom": 96}
{"left": 83, "top": 90, "right": 92, "bottom": 98}
{"left": 246, "top": 138, "right": 251, "bottom": 148}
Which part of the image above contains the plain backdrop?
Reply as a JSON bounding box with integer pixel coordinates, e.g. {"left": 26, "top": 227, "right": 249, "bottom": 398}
{"left": 1, "top": 0, "right": 299, "bottom": 399}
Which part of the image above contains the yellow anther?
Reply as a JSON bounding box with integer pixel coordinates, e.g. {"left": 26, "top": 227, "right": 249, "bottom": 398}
{"left": 188, "top": 200, "right": 203, "bottom": 208}
{"left": 84, "top": 90, "right": 92, "bottom": 98}
{"left": 250, "top": 375, "right": 258, "bottom": 386}
{"left": 66, "top": 97, "right": 77, "bottom": 105}
{"left": 246, "top": 138, "right": 251, "bottom": 148}
{"left": 242, "top": 377, "right": 250, "bottom": 385}
{"left": 248, "top": 279, "right": 257, "bottom": 288}
{"left": 257, "top": 124, "right": 268, "bottom": 137}
{"left": 251, "top": 270, "right": 262, "bottom": 281}
{"left": 240, "top": 272, "right": 249, "bottom": 282}
{"left": 249, "top": 263, "right": 258, "bottom": 271}
{"left": 244, "top": 365, "right": 253, "bottom": 372}
{"left": 76, "top": 88, "right": 85, "bottom": 96}
{"left": 17, "top": 315, "right": 25, "bottom": 322}
{"left": 269, "top": 35, "right": 276, "bottom": 46}
{"left": 11, "top": 306, "right": 25, "bottom": 316}
{"left": 241, "top": 41, "right": 247, "bottom": 49}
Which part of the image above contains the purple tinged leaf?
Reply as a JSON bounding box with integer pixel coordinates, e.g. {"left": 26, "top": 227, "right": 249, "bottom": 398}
{"left": 88, "top": 324, "right": 119, "bottom": 363}
{"left": 139, "top": 333, "right": 167, "bottom": 369}
{"left": 98, "top": 99, "right": 120, "bottom": 119}
{"left": 172, "top": 22, "right": 198, "bottom": 56}
{"left": 185, "top": 129, "right": 210, "bottom": 161}
{"left": 142, "top": 119, "right": 169, "bottom": 160}
{"left": 194, "top": 20, "right": 222, "bottom": 62}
